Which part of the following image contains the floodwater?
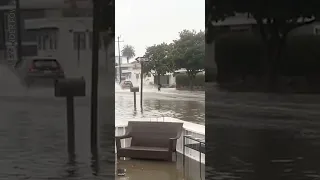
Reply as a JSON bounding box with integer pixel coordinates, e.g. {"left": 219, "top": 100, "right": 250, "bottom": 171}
{"left": 0, "top": 65, "right": 205, "bottom": 179}
{"left": 206, "top": 84, "right": 320, "bottom": 180}
{"left": 115, "top": 84, "right": 204, "bottom": 124}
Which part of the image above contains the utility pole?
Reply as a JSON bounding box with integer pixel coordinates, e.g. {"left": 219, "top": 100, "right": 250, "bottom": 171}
{"left": 91, "top": 0, "right": 100, "bottom": 155}
{"left": 115, "top": 36, "right": 123, "bottom": 83}
{"left": 15, "top": 0, "right": 22, "bottom": 64}
{"left": 140, "top": 61, "right": 143, "bottom": 109}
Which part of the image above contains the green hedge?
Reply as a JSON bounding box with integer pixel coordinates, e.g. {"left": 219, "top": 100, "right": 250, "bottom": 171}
{"left": 176, "top": 74, "right": 205, "bottom": 87}
{"left": 215, "top": 32, "right": 320, "bottom": 82}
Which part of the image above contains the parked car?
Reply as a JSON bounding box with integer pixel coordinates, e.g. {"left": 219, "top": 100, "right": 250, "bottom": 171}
{"left": 120, "top": 80, "right": 133, "bottom": 89}
{"left": 15, "top": 56, "right": 65, "bottom": 86}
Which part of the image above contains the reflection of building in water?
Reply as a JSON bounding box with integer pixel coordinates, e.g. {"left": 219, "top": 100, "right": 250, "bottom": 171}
{"left": 209, "top": 13, "right": 320, "bottom": 74}
{"left": 0, "top": 0, "right": 114, "bottom": 79}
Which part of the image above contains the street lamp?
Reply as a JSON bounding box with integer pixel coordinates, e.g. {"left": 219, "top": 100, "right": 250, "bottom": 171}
{"left": 135, "top": 56, "right": 149, "bottom": 109}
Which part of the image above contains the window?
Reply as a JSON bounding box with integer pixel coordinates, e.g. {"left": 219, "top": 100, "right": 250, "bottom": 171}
{"left": 49, "top": 31, "right": 57, "bottom": 50}
{"left": 49, "top": 34, "right": 53, "bottom": 49}
{"left": 53, "top": 32, "right": 57, "bottom": 50}
{"left": 73, "top": 32, "right": 86, "bottom": 50}
{"left": 136, "top": 74, "right": 139, "bottom": 79}
{"left": 37, "top": 31, "right": 57, "bottom": 50}
{"left": 37, "top": 36, "right": 42, "bottom": 50}
{"left": 42, "top": 32, "right": 48, "bottom": 50}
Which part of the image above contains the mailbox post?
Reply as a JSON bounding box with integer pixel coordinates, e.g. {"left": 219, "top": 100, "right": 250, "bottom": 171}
{"left": 130, "top": 87, "right": 139, "bottom": 109}
{"left": 135, "top": 57, "right": 149, "bottom": 110}
{"left": 54, "top": 77, "right": 86, "bottom": 156}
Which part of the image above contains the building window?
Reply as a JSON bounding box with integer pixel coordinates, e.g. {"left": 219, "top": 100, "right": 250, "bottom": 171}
{"left": 37, "top": 31, "right": 58, "bottom": 50}
{"left": 49, "top": 31, "right": 57, "bottom": 50}
{"left": 42, "top": 32, "right": 48, "bottom": 50}
{"left": 136, "top": 74, "right": 139, "bottom": 79}
{"left": 53, "top": 32, "right": 57, "bottom": 50}
{"left": 49, "top": 33, "right": 54, "bottom": 50}
{"left": 37, "top": 36, "right": 42, "bottom": 50}
{"left": 73, "top": 32, "right": 86, "bottom": 50}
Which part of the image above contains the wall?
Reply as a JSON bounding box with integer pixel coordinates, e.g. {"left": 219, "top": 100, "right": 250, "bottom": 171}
{"left": 25, "top": 17, "right": 114, "bottom": 94}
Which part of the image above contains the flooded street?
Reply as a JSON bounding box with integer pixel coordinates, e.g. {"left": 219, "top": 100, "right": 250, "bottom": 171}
{"left": 115, "top": 86, "right": 204, "bottom": 124}
{"left": 3, "top": 60, "right": 320, "bottom": 180}
{"left": 206, "top": 84, "right": 320, "bottom": 180}
{"left": 0, "top": 65, "right": 204, "bottom": 179}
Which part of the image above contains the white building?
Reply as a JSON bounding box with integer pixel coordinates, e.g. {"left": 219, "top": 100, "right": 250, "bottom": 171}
{"left": 1, "top": 0, "right": 114, "bottom": 83}
{"left": 116, "top": 61, "right": 154, "bottom": 86}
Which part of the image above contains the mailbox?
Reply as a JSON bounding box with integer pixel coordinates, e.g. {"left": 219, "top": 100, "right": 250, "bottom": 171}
{"left": 130, "top": 86, "right": 139, "bottom": 92}
{"left": 55, "top": 77, "right": 86, "bottom": 97}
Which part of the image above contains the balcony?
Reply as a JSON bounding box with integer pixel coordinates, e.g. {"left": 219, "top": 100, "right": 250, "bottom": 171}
{"left": 115, "top": 117, "right": 205, "bottom": 180}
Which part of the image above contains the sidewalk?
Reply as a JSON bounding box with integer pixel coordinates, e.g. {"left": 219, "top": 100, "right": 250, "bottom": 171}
{"left": 150, "top": 88, "right": 205, "bottom": 99}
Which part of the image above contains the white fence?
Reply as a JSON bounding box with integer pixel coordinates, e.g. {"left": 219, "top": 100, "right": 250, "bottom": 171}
{"left": 115, "top": 117, "right": 205, "bottom": 164}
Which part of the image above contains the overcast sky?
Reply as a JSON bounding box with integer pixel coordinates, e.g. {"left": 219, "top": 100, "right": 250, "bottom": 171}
{"left": 115, "top": 0, "right": 204, "bottom": 63}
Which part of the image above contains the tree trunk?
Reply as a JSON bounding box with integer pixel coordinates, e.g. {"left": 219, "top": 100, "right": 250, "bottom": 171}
{"left": 189, "top": 77, "right": 194, "bottom": 91}
{"left": 157, "top": 74, "right": 161, "bottom": 85}
{"left": 187, "top": 72, "right": 195, "bottom": 91}
{"left": 264, "top": 35, "right": 286, "bottom": 92}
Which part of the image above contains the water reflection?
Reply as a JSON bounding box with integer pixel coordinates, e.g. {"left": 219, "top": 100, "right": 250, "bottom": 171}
{"left": 91, "top": 150, "right": 99, "bottom": 176}
{"left": 206, "top": 124, "right": 320, "bottom": 179}
{"left": 65, "top": 155, "right": 78, "bottom": 178}
{"left": 206, "top": 88, "right": 320, "bottom": 179}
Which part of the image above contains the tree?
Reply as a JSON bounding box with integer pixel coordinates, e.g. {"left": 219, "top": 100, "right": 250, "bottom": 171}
{"left": 121, "top": 45, "right": 136, "bottom": 63}
{"left": 171, "top": 30, "right": 205, "bottom": 90}
{"left": 207, "top": 0, "right": 319, "bottom": 90}
{"left": 143, "top": 43, "right": 174, "bottom": 84}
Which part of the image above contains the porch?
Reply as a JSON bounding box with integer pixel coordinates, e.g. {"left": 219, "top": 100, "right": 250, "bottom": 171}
{"left": 115, "top": 117, "right": 205, "bottom": 180}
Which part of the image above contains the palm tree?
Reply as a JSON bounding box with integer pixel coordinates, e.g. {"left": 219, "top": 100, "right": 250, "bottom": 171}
{"left": 121, "top": 45, "right": 135, "bottom": 63}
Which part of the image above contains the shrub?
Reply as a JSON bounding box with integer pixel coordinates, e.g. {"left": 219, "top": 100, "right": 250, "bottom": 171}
{"left": 215, "top": 32, "right": 320, "bottom": 82}
{"left": 176, "top": 73, "right": 205, "bottom": 87}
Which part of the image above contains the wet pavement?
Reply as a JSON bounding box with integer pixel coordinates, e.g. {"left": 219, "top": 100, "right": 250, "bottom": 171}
{"left": 0, "top": 65, "right": 205, "bottom": 179}
{"left": 115, "top": 85, "right": 205, "bottom": 125}
{"left": 206, "top": 83, "right": 320, "bottom": 180}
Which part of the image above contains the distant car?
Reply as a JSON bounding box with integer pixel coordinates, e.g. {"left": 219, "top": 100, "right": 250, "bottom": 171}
{"left": 15, "top": 57, "right": 65, "bottom": 86}
{"left": 120, "top": 81, "right": 133, "bottom": 89}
